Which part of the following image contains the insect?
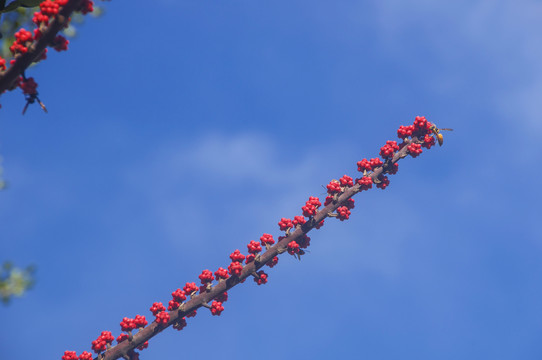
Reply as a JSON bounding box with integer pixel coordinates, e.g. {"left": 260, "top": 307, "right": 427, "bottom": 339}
{"left": 429, "top": 125, "right": 453, "bottom": 146}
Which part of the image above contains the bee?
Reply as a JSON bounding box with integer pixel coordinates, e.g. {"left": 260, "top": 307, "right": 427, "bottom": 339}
{"left": 429, "top": 125, "right": 453, "bottom": 146}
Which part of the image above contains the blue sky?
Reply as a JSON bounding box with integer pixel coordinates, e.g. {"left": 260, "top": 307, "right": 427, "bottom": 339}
{"left": 1, "top": 1, "right": 542, "bottom": 359}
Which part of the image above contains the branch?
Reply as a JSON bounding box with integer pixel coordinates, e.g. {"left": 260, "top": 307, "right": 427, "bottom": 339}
{"left": 0, "top": 0, "right": 84, "bottom": 94}
{"left": 60, "top": 117, "right": 450, "bottom": 360}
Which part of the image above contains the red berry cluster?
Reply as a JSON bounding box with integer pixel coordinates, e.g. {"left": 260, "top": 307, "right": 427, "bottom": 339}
{"left": 62, "top": 117, "right": 448, "bottom": 359}
{"left": 62, "top": 351, "right": 93, "bottom": 360}
{"left": 10, "top": 29, "right": 33, "bottom": 55}
{"left": 210, "top": 301, "right": 224, "bottom": 316}
{"left": 278, "top": 217, "right": 293, "bottom": 231}
{"left": 336, "top": 206, "right": 351, "bottom": 221}
{"left": 214, "top": 267, "right": 229, "bottom": 281}
{"left": 260, "top": 233, "right": 275, "bottom": 248}
{"left": 254, "top": 270, "right": 268, "bottom": 285}
{"left": 20, "top": 77, "right": 38, "bottom": 95}
{"left": 379, "top": 140, "right": 400, "bottom": 159}
{"left": 0, "top": 0, "right": 96, "bottom": 112}
{"left": 91, "top": 331, "right": 114, "bottom": 353}
{"left": 302, "top": 196, "right": 321, "bottom": 217}
{"left": 228, "top": 249, "right": 245, "bottom": 277}
{"left": 407, "top": 143, "right": 423, "bottom": 158}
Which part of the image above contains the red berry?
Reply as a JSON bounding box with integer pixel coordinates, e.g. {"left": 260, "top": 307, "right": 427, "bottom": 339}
{"left": 171, "top": 289, "right": 187, "bottom": 302}
{"left": 254, "top": 270, "right": 268, "bottom": 285}
{"left": 292, "top": 215, "right": 306, "bottom": 226}
{"left": 173, "top": 318, "right": 187, "bottom": 331}
{"left": 247, "top": 240, "right": 262, "bottom": 254}
{"left": 278, "top": 218, "right": 293, "bottom": 231}
{"left": 287, "top": 241, "right": 300, "bottom": 255}
{"left": 149, "top": 302, "right": 165, "bottom": 315}
{"left": 298, "top": 234, "right": 311, "bottom": 248}
{"left": 20, "top": 77, "right": 38, "bottom": 95}
{"left": 215, "top": 291, "right": 228, "bottom": 302}
{"left": 397, "top": 125, "right": 414, "bottom": 138}
{"left": 356, "top": 176, "right": 373, "bottom": 191}
{"left": 369, "top": 158, "right": 383, "bottom": 168}
{"left": 155, "top": 311, "right": 170, "bottom": 325}
{"left": 407, "top": 143, "right": 423, "bottom": 158}
{"left": 422, "top": 134, "right": 436, "bottom": 149}
{"left": 120, "top": 317, "right": 136, "bottom": 332}
{"left": 117, "top": 333, "right": 129, "bottom": 343}
{"left": 326, "top": 180, "right": 342, "bottom": 194}
{"left": 228, "top": 261, "right": 243, "bottom": 277}
{"left": 198, "top": 270, "right": 214, "bottom": 284}
{"left": 266, "top": 256, "right": 279, "bottom": 268}
{"left": 357, "top": 158, "right": 372, "bottom": 172}
{"left": 379, "top": 141, "right": 399, "bottom": 159}
{"left": 168, "top": 300, "right": 180, "bottom": 311}
{"left": 134, "top": 315, "right": 147, "bottom": 328}
{"left": 183, "top": 282, "right": 198, "bottom": 295}
{"left": 243, "top": 254, "right": 254, "bottom": 264}
{"left": 210, "top": 301, "right": 224, "bottom": 316}
{"left": 339, "top": 175, "right": 353, "bottom": 187}
{"left": 307, "top": 196, "right": 321, "bottom": 207}
{"left": 62, "top": 351, "right": 78, "bottom": 360}
{"left": 302, "top": 203, "right": 317, "bottom": 217}
{"left": 229, "top": 249, "right": 246, "bottom": 262}
{"left": 376, "top": 175, "right": 390, "bottom": 189}
{"left": 336, "top": 206, "right": 351, "bottom": 221}
{"left": 315, "top": 220, "right": 325, "bottom": 229}
{"left": 79, "top": 351, "right": 93, "bottom": 360}
{"left": 214, "top": 267, "right": 229, "bottom": 280}
{"left": 260, "top": 233, "right": 275, "bottom": 246}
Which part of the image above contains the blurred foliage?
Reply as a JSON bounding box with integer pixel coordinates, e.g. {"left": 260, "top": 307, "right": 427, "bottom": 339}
{"left": 0, "top": 261, "right": 35, "bottom": 304}
{"left": 0, "top": 1, "right": 105, "bottom": 60}
{"left": 1, "top": 0, "right": 43, "bottom": 14}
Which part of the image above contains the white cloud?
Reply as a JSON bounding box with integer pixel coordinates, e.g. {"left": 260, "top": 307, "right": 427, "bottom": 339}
{"left": 373, "top": 0, "right": 542, "bottom": 135}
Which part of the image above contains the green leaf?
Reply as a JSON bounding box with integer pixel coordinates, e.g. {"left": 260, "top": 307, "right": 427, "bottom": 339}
{"left": 0, "top": 0, "right": 41, "bottom": 13}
